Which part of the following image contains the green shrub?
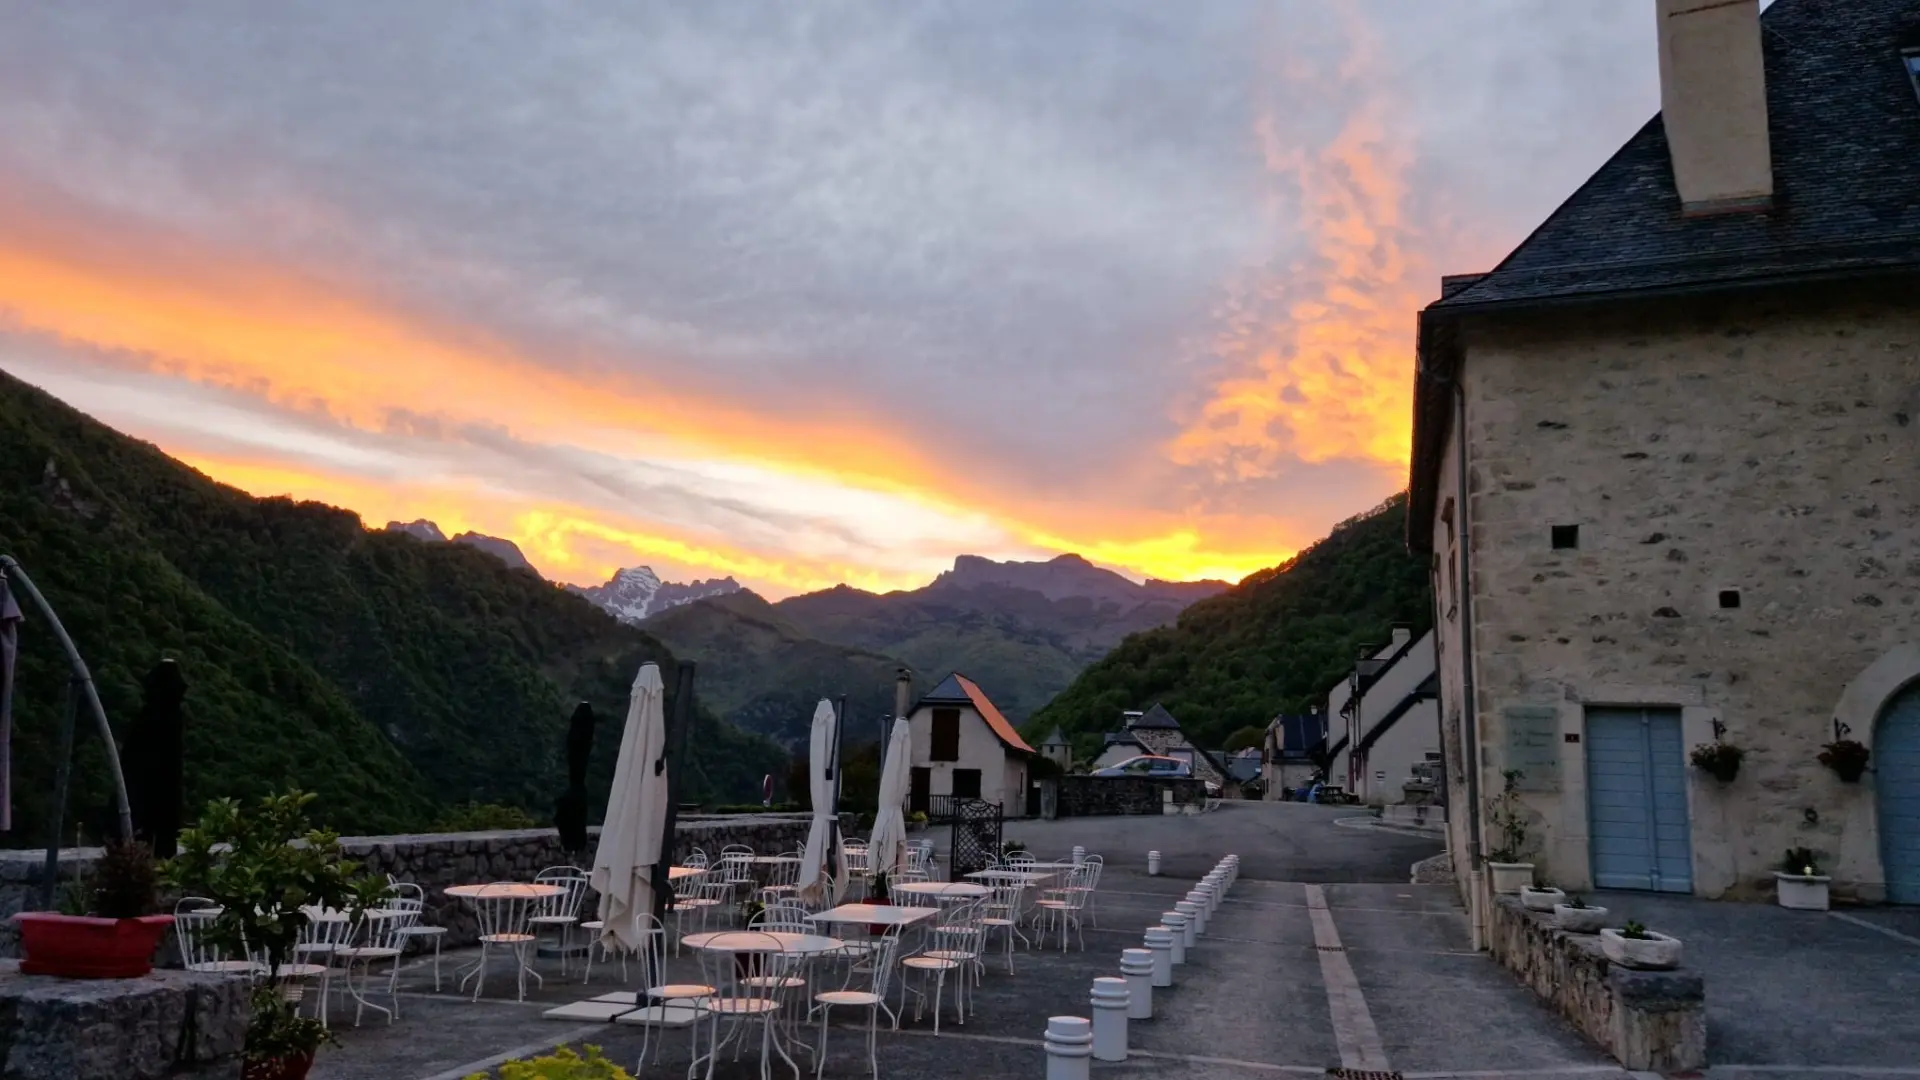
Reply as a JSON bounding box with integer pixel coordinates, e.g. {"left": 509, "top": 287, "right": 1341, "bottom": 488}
{"left": 434, "top": 802, "right": 541, "bottom": 832}
{"left": 471, "top": 1044, "right": 632, "bottom": 1079}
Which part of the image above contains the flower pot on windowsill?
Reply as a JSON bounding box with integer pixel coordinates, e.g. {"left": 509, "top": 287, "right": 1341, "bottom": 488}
{"left": 9, "top": 912, "right": 175, "bottom": 979}
{"left": 1599, "top": 928, "right": 1682, "bottom": 970}
{"left": 1519, "top": 886, "right": 1566, "bottom": 912}
{"left": 1553, "top": 904, "right": 1609, "bottom": 934}
{"left": 1774, "top": 871, "right": 1831, "bottom": 911}
{"left": 1488, "top": 862, "right": 1535, "bottom": 895}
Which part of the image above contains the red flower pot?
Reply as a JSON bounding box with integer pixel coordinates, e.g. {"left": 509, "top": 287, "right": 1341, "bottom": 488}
{"left": 10, "top": 912, "right": 175, "bottom": 979}
{"left": 243, "top": 1052, "right": 316, "bottom": 1080}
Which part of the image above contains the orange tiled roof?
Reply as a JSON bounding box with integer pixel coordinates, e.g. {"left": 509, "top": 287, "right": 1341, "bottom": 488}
{"left": 952, "top": 673, "right": 1034, "bottom": 755}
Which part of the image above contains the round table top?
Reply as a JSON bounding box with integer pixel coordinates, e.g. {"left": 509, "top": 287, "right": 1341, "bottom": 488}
{"left": 305, "top": 907, "right": 409, "bottom": 922}
{"left": 681, "top": 930, "right": 845, "bottom": 955}
{"left": 445, "top": 883, "right": 563, "bottom": 900}
{"left": 749, "top": 855, "right": 801, "bottom": 865}
{"left": 892, "top": 881, "right": 992, "bottom": 898}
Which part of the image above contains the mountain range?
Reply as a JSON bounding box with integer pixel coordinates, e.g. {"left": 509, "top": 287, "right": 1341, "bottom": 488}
{"left": 0, "top": 369, "right": 783, "bottom": 839}
{"left": 637, "top": 553, "right": 1230, "bottom": 744}
{"left": 1027, "top": 494, "right": 1432, "bottom": 754}
{"left": 567, "top": 566, "right": 744, "bottom": 623}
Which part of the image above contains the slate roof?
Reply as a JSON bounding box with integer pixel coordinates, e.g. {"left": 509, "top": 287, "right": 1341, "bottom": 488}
{"left": 917, "top": 672, "right": 1034, "bottom": 754}
{"left": 1040, "top": 726, "right": 1070, "bottom": 748}
{"left": 1436, "top": 0, "right": 1920, "bottom": 311}
{"left": 1411, "top": 0, "right": 1920, "bottom": 544}
{"left": 1268, "top": 712, "right": 1328, "bottom": 756}
{"left": 1129, "top": 703, "right": 1181, "bottom": 730}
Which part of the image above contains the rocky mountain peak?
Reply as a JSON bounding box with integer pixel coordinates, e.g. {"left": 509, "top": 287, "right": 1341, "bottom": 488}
{"left": 385, "top": 519, "right": 448, "bottom": 543}
{"left": 572, "top": 565, "right": 743, "bottom": 625}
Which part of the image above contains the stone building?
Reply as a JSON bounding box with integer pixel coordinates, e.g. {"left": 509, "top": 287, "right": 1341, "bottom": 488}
{"left": 1325, "top": 627, "right": 1441, "bottom": 807}
{"left": 1090, "top": 703, "right": 1230, "bottom": 790}
{"left": 1262, "top": 710, "right": 1326, "bottom": 799}
{"left": 1037, "top": 726, "right": 1073, "bottom": 771}
{"left": 1409, "top": 0, "right": 1920, "bottom": 908}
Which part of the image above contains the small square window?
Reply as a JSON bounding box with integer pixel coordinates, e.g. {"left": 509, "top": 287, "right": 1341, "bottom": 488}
{"left": 1718, "top": 589, "right": 1742, "bottom": 610}
{"left": 1551, "top": 525, "right": 1579, "bottom": 550}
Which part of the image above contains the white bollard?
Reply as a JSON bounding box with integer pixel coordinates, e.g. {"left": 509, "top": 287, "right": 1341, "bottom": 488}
{"left": 1203, "top": 876, "right": 1223, "bottom": 912}
{"left": 1072, "top": 845, "right": 1087, "bottom": 866}
{"left": 1144, "top": 928, "right": 1174, "bottom": 987}
{"left": 1194, "top": 881, "right": 1217, "bottom": 919}
{"left": 1120, "top": 949, "right": 1154, "bottom": 1019}
{"left": 1147, "top": 850, "right": 1161, "bottom": 876}
{"left": 1175, "top": 901, "right": 1200, "bottom": 947}
{"left": 1045, "top": 1016, "right": 1093, "bottom": 1080}
{"left": 1090, "top": 977, "right": 1129, "bottom": 1062}
{"left": 1182, "top": 893, "right": 1207, "bottom": 934}
{"left": 1160, "top": 913, "right": 1187, "bottom": 964}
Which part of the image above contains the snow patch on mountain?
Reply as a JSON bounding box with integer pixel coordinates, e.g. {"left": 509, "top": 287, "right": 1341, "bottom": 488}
{"left": 571, "top": 566, "right": 743, "bottom": 624}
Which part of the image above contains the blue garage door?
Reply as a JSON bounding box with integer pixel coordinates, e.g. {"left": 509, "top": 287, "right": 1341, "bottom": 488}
{"left": 1878, "top": 684, "right": 1920, "bottom": 905}
{"left": 1586, "top": 707, "right": 1693, "bottom": 892}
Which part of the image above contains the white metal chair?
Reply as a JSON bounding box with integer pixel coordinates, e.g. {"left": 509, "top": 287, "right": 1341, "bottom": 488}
{"left": 384, "top": 882, "right": 448, "bottom": 990}
{"left": 287, "top": 908, "right": 353, "bottom": 1024}
{"left": 332, "top": 909, "right": 408, "bottom": 1026}
{"left": 900, "top": 898, "right": 984, "bottom": 1033}
{"left": 814, "top": 924, "right": 903, "bottom": 1078}
{"left": 173, "top": 899, "right": 263, "bottom": 976}
{"left": 693, "top": 931, "right": 795, "bottom": 1080}
{"left": 756, "top": 854, "right": 802, "bottom": 907}
{"left": 528, "top": 866, "right": 592, "bottom": 976}
{"left": 610, "top": 911, "right": 709, "bottom": 1072}
{"left": 673, "top": 860, "right": 728, "bottom": 955}
{"left": 461, "top": 884, "right": 542, "bottom": 1002}
{"left": 1034, "top": 861, "right": 1095, "bottom": 951}
{"left": 1063, "top": 854, "right": 1103, "bottom": 927}
{"left": 980, "top": 881, "right": 1029, "bottom": 973}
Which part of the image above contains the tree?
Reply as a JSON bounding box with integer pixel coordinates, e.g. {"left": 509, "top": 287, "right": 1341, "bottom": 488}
{"left": 1225, "top": 725, "right": 1265, "bottom": 752}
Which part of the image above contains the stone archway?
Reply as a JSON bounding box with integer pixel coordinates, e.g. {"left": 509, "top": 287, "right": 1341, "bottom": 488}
{"left": 1831, "top": 644, "right": 1920, "bottom": 904}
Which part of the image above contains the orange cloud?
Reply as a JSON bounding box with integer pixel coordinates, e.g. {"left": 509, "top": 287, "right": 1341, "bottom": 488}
{"left": 1169, "top": 19, "right": 1426, "bottom": 478}
{"left": 0, "top": 189, "right": 1308, "bottom": 589}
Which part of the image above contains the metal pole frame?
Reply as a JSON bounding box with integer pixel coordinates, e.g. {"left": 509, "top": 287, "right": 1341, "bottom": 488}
{"left": 1, "top": 557, "right": 135, "bottom": 855}
{"left": 650, "top": 661, "right": 696, "bottom": 926}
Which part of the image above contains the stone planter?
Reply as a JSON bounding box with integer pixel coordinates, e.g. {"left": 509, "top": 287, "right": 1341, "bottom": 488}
{"left": 1774, "top": 872, "right": 1831, "bottom": 911}
{"left": 1599, "top": 928, "right": 1682, "bottom": 970}
{"left": 1519, "top": 886, "right": 1565, "bottom": 912}
{"left": 244, "top": 1051, "right": 316, "bottom": 1080}
{"left": 10, "top": 912, "right": 175, "bottom": 979}
{"left": 1488, "top": 861, "right": 1535, "bottom": 895}
{"left": 1553, "top": 904, "right": 1608, "bottom": 934}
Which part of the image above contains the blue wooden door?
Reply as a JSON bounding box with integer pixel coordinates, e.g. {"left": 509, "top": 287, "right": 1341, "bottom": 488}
{"left": 1878, "top": 685, "right": 1920, "bottom": 904}
{"left": 1586, "top": 708, "right": 1693, "bottom": 892}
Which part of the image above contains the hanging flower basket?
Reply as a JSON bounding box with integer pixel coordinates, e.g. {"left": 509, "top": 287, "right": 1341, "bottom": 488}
{"left": 1689, "top": 741, "right": 1745, "bottom": 783}
{"left": 1818, "top": 739, "right": 1870, "bottom": 783}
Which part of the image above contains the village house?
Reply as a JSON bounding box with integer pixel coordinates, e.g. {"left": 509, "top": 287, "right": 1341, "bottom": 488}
{"left": 904, "top": 672, "right": 1035, "bottom": 818}
{"left": 1410, "top": 0, "right": 1920, "bottom": 909}
{"left": 1089, "top": 703, "right": 1230, "bottom": 790}
{"left": 1037, "top": 725, "right": 1073, "bottom": 771}
{"left": 1325, "top": 627, "right": 1441, "bottom": 807}
{"left": 1262, "top": 710, "right": 1326, "bottom": 799}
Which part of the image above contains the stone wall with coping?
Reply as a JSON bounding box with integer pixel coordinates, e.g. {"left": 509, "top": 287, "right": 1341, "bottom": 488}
{"left": 1486, "top": 895, "right": 1705, "bottom": 1071}
{"left": 1, "top": 813, "right": 855, "bottom": 954}
{"left": 0, "top": 960, "right": 248, "bottom": 1079}
{"left": 1053, "top": 776, "right": 1205, "bottom": 817}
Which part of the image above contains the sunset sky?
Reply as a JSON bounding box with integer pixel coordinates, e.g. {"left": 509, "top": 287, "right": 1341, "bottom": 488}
{"left": 0, "top": 2, "right": 1662, "bottom": 597}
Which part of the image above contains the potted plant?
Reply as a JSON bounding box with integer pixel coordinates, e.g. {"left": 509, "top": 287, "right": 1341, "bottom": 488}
{"left": 1553, "top": 895, "right": 1608, "bottom": 934}
{"left": 1689, "top": 741, "right": 1744, "bottom": 783}
{"left": 1485, "top": 769, "right": 1535, "bottom": 895}
{"left": 473, "top": 1044, "right": 634, "bottom": 1080}
{"left": 1774, "top": 847, "right": 1831, "bottom": 911}
{"left": 1599, "top": 920, "right": 1682, "bottom": 970}
{"left": 1818, "top": 739, "right": 1871, "bottom": 783}
{"left": 10, "top": 838, "right": 174, "bottom": 978}
{"left": 866, "top": 872, "right": 892, "bottom": 936}
{"left": 1519, "top": 883, "right": 1567, "bottom": 912}
{"left": 164, "top": 791, "right": 378, "bottom": 1080}
{"left": 907, "top": 811, "right": 928, "bottom": 834}
{"left": 242, "top": 986, "right": 336, "bottom": 1080}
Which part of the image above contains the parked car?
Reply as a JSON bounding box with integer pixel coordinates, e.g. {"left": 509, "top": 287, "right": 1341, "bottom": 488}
{"left": 1093, "top": 754, "right": 1191, "bottom": 779}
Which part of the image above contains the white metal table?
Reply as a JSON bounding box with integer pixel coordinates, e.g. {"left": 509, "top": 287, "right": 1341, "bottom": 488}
{"left": 681, "top": 930, "right": 846, "bottom": 1080}
{"left": 446, "top": 883, "right": 562, "bottom": 1001}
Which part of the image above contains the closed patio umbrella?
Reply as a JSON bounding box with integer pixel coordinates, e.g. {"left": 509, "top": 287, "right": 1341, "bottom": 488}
{"left": 866, "top": 717, "right": 913, "bottom": 880}
{"left": 591, "top": 662, "right": 668, "bottom": 953}
{"left": 798, "top": 699, "right": 847, "bottom": 904}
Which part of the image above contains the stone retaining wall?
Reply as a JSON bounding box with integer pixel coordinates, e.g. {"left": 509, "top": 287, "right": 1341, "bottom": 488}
{"left": 1485, "top": 895, "right": 1705, "bottom": 1071}
{"left": 1053, "top": 776, "right": 1205, "bottom": 817}
{"left": 0, "top": 960, "right": 248, "bottom": 1079}
{"left": 2, "top": 813, "right": 855, "bottom": 954}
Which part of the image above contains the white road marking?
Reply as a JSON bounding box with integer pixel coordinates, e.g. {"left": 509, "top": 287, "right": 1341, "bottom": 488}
{"left": 1303, "top": 883, "right": 1391, "bottom": 1072}
{"left": 417, "top": 1022, "right": 605, "bottom": 1080}
{"left": 1829, "top": 910, "right": 1920, "bottom": 948}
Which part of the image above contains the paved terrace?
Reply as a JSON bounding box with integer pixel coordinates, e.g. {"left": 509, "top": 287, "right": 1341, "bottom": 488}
{"left": 310, "top": 803, "right": 1920, "bottom": 1080}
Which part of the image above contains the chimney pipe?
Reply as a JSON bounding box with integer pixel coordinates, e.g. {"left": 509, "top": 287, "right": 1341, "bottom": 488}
{"left": 1657, "top": 0, "right": 1772, "bottom": 214}
{"left": 894, "top": 667, "right": 913, "bottom": 725}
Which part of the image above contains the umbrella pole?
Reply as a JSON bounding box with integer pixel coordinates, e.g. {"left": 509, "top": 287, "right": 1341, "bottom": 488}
{"left": 651, "top": 661, "right": 697, "bottom": 926}
{"left": 2, "top": 557, "right": 134, "bottom": 845}
{"left": 831, "top": 696, "right": 846, "bottom": 884}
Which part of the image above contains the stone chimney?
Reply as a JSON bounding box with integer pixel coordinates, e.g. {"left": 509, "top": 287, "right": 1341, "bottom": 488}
{"left": 1656, "top": 0, "right": 1772, "bottom": 214}
{"left": 894, "top": 667, "right": 913, "bottom": 723}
